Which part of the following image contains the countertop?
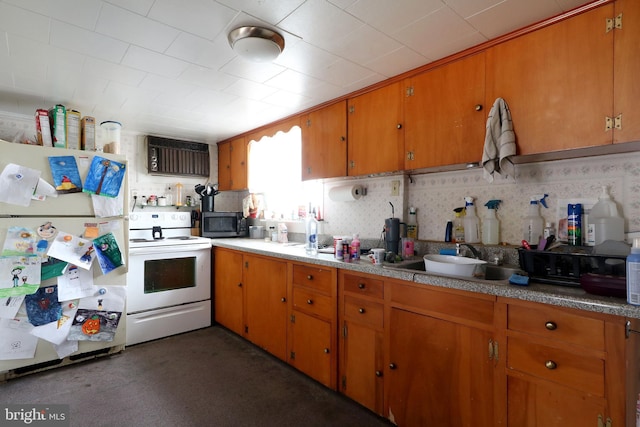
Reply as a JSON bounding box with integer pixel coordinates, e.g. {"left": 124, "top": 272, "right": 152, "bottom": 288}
{"left": 210, "top": 238, "right": 640, "bottom": 320}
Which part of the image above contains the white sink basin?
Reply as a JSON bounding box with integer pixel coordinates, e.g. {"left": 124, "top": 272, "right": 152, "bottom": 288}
{"left": 423, "top": 254, "right": 487, "bottom": 278}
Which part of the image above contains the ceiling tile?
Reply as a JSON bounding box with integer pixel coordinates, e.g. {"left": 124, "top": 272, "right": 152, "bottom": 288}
{"left": 346, "top": 0, "right": 442, "bottom": 34}
{"left": 103, "top": 0, "right": 155, "bottom": 16}
{"left": 121, "top": 45, "right": 190, "bottom": 79}
{"left": 215, "top": 0, "right": 306, "bottom": 25}
{"left": 220, "top": 57, "right": 286, "bottom": 84}
{"left": 0, "top": 3, "right": 50, "bottom": 44}
{"left": 445, "top": 0, "right": 505, "bottom": 19}
{"left": 82, "top": 57, "right": 147, "bottom": 87}
{"left": 326, "top": 25, "right": 404, "bottom": 65}
{"left": 50, "top": 20, "right": 128, "bottom": 63}
{"left": 363, "top": 46, "right": 428, "bottom": 77}
{"left": 148, "top": 0, "right": 238, "bottom": 40}
{"left": 138, "top": 74, "right": 198, "bottom": 101}
{"left": 224, "top": 79, "right": 279, "bottom": 101}
{"left": 273, "top": 41, "right": 341, "bottom": 76}
{"left": 3, "top": 0, "right": 102, "bottom": 31}
{"left": 96, "top": 3, "right": 180, "bottom": 52}
{"left": 264, "top": 69, "right": 326, "bottom": 95}
{"left": 179, "top": 65, "right": 237, "bottom": 91}
{"left": 261, "top": 89, "right": 310, "bottom": 109}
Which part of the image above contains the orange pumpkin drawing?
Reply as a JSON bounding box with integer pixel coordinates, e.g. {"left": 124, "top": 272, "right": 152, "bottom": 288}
{"left": 82, "top": 315, "right": 101, "bottom": 335}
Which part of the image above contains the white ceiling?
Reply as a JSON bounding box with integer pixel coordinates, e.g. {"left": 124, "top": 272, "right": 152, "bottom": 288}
{"left": 0, "top": 0, "right": 595, "bottom": 143}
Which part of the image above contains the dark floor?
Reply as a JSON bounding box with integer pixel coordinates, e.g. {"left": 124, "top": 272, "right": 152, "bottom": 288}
{"left": 2, "top": 326, "right": 392, "bottom": 427}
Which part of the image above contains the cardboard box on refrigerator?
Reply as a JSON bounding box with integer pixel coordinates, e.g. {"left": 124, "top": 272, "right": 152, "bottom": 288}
{"left": 35, "top": 109, "right": 53, "bottom": 147}
{"left": 66, "top": 109, "right": 81, "bottom": 150}
{"left": 48, "top": 104, "right": 66, "bottom": 148}
{"left": 81, "top": 116, "right": 96, "bottom": 151}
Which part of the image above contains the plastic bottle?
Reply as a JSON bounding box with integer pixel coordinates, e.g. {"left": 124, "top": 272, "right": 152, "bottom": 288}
{"left": 270, "top": 226, "right": 277, "bottom": 242}
{"left": 175, "top": 183, "right": 183, "bottom": 206}
{"left": 627, "top": 237, "right": 640, "bottom": 306}
{"left": 335, "top": 239, "right": 343, "bottom": 259}
{"left": 305, "top": 214, "right": 318, "bottom": 256}
{"left": 522, "top": 194, "right": 548, "bottom": 247}
{"left": 350, "top": 234, "right": 361, "bottom": 261}
{"left": 463, "top": 197, "right": 480, "bottom": 243}
{"left": 407, "top": 207, "right": 418, "bottom": 239}
{"left": 278, "top": 223, "right": 288, "bottom": 243}
{"left": 543, "top": 222, "right": 554, "bottom": 239}
{"left": 482, "top": 200, "right": 501, "bottom": 245}
{"left": 453, "top": 207, "right": 465, "bottom": 243}
{"left": 587, "top": 186, "right": 625, "bottom": 245}
{"left": 444, "top": 220, "right": 453, "bottom": 242}
{"left": 567, "top": 203, "right": 582, "bottom": 246}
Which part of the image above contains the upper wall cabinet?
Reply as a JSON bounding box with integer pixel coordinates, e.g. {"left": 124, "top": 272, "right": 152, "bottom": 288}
{"left": 486, "top": 4, "right": 614, "bottom": 155}
{"left": 404, "top": 53, "right": 486, "bottom": 169}
{"left": 217, "top": 136, "right": 247, "bottom": 191}
{"left": 347, "top": 82, "right": 404, "bottom": 176}
{"left": 301, "top": 101, "right": 347, "bottom": 181}
{"left": 613, "top": 0, "right": 640, "bottom": 144}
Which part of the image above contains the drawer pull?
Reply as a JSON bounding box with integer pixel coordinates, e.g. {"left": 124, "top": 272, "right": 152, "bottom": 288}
{"left": 307, "top": 299, "right": 313, "bottom": 305}
{"left": 307, "top": 275, "right": 313, "bottom": 280}
{"left": 358, "top": 308, "right": 366, "bottom": 314}
{"left": 358, "top": 283, "right": 366, "bottom": 289}
{"left": 545, "top": 321, "right": 557, "bottom": 331}
{"left": 324, "top": 348, "right": 330, "bottom": 354}
{"left": 545, "top": 360, "right": 557, "bottom": 370}
{"left": 375, "top": 370, "right": 382, "bottom": 377}
{"left": 389, "top": 363, "right": 397, "bottom": 370}
{"left": 280, "top": 297, "right": 286, "bottom": 302}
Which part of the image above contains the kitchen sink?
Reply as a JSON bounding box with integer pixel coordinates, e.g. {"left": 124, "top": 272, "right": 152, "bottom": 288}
{"left": 384, "top": 258, "right": 526, "bottom": 282}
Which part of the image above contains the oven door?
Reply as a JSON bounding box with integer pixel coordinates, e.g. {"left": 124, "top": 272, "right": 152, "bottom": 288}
{"left": 127, "top": 243, "right": 211, "bottom": 314}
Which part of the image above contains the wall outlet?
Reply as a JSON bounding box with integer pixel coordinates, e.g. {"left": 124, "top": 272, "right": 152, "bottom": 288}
{"left": 391, "top": 180, "right": 400, "bottom": 196}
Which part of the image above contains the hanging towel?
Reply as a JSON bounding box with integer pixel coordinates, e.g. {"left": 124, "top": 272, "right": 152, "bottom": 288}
{"left": 482, "top": 97, "right": 516, "bottom": 183}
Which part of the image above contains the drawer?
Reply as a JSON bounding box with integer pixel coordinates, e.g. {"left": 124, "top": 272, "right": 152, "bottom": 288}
{"left": 342, "top": 274, "right": 384, "bottom": 299}
{"left": 507, "top": 336, "right": 605, "bottom": 396}
{"left": 293, "top": 287, "right": 333, "bottom": 319}
{"left": 343, "top": 295, "right": 383, "bottom": 329}
{"left": 292, "top": 264, "right": 333, "bottom": 294}
{"left": 507, "top": 304, "right": 605, "bottom": 350}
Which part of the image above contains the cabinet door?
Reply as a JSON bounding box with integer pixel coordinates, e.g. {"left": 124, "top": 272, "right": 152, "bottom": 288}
{"left": 347, "top": 82, "right": 404, "bottom": 176}
{"left": 229, "top": 136, "right": 247, "bottom": 190}
{"left": 405, "top": 53, "right": 486, "bottom": 169}
{"left": 301, "top": 101, "right": 347, "bottom": 180}
{"left": 213, "top": 248, "right": 244, "bottom": 335}
{"left": 341, "top": 320, "right": 384, "bottom": 414}
{"left": 217, "top": 141, "right": 231, "bottom": 191}
{"left": 486, "top": 4, "right": 614, "bottom": 155}
{"left": 290, "top": 311, "right": 334, "bottom": 388}
{"left": 244, "top": 255, "right": 288, "bottom": 361}
{"left": 387, "top": 308, "right": 495, "bottom": 427}
{"left": 614, "top": 0, "right": 640, "bottom": 144}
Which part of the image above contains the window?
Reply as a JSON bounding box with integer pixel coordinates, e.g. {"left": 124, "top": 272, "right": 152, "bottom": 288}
{"left": 248, "top": 126, "right": 321, "bottom": 220}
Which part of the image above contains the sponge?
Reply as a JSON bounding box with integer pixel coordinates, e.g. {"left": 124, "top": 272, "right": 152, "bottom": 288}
{"left": 439, "top": 249, "right": 457, "bottom": 256}
{"left": 509, "top": 274, "right": 530, "bottom": 286}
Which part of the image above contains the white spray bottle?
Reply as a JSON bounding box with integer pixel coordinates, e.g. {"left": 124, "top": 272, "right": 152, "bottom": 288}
{"left": 463, "top": 196, "right": 480, "bottom": 243}
{"left": 522, "top": 194, "right": 548, "bottom": 247}
{"left": 482, "top": 200, "right": 502, "bottom": 245}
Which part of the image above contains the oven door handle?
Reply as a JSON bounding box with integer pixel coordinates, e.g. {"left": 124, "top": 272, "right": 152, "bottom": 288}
{"left": 130, "top": 243, "right": 211, "bottom": 256}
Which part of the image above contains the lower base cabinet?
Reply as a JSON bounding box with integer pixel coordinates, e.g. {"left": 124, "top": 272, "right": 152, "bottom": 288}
{"left": 289, "top": 311, "right": 333, "bottom": 387}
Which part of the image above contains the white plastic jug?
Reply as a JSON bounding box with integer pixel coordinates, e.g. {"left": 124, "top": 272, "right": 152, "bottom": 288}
{"left": 587, "top": 186, "right": 624, "bottom": 245}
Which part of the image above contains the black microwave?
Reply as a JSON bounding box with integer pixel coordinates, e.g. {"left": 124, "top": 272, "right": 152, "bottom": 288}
{"left": 201, "top": 211, "right": 247, "bottom": 238}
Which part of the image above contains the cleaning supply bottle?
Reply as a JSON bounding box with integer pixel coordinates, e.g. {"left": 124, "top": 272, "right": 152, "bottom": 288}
{"left": 407, "top": 207, "right": 418, "bottom": 239}
{"left": 453, "top": 207, "right": 465, "bottom": 243}
{"left": 350, "top": 234, "right": 361, "bottom": 261}
{"left": 305, "top": 213, "right": 318, "bottom": 256}
{"left": 628, "top": 237, "right": 640, "bottom": 306}
{"left": 463, "top": 197, "right": 480, "bottom": 243}
{"left": 482, "top": 200, "right": 501, "bottom": 245}
{"left": 587, "top": 186, "right": 624, "bottom": 245}
{"left": 444, "top": 220, "right": 453, "bottom": 242}
{"left": 522, "top": 194, "right": 548, "bottom": 247}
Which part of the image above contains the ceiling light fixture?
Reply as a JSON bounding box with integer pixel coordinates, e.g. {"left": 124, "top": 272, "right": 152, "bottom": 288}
{"left": 228, "top": 26, "right": 285, "bottom": 63}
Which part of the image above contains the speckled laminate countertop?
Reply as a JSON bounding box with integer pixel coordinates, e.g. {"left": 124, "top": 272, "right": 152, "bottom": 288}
{"left": 210, "top": 238, "right": 640, "bottom": 320}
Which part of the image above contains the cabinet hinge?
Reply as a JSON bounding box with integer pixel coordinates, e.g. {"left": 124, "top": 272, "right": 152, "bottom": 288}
{"left": 406, "top": 151, "right": 415, "bottom": 161}
{"left": 605, "top": 116, "right": 613, "bottom": 131}
{"left": 342, "top": 325, "right": 347, "bottom": 338}
{"left": 405, "top": 86, "right": 414, "bottom": 97}
{"left": 606, "top": 13, "right": 623, "bottom": 33}
{"left": 349, "top": 160, "right": 355, "bottom": 169}
{"left": 244, "top": 325, "right": 248, "bottom": 333}
{"left": 341, "top": 376, "right": 347, "bottom": 390}
{"left": 488, "top": 339, "right": 499, "bottom": 361}
{"left": 597, "top": 414, "right": 612, "bottom": 427}
{"left": 348, "top": 105, "right": 355, "bottom": 114}
{"left": 290, "top": 351, "right": 295, "bottom": 360}
{"left": 614, "top": 114, "right": 622, "bottom": 130}
{"left": 306, "top": 118, "right": 312, "bottom": 127}
{"left": 244, "top": 261, "right": 249, "bottom": 269}
{"left": 290, "top": 314, "right": 296, "bottom": 323}
{"left": 306, "top": 166, "right": 312, "bottom": 175}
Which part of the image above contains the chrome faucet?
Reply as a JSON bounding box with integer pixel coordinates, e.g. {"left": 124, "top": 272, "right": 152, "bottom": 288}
{"left": 456, "top": 243, "right": 482, "bottom": 259}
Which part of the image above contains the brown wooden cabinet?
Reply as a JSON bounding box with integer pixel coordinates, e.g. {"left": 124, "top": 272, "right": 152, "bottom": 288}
{"left": 404, "top": 53, "right": 486, "bottom": 169}
{"left": 339, "top": 272, "right": 385, "bottom": 415}
{"left": 485, "top": 4, "right": 614, "bottom": 155}
{"left": 502, "top": 299, "right": 627, "bottom": 427}
{"left": 386, "top": 281, "right": 499, "bottom": 427}
{"left": 289, "top": 262, "right": 338, "bottom": 389}
{"left": 217, "top": 136, "right": 247, "bottom": 191}
{"left": 300, "top": 101, "right": 347, "bottom": 180}
{"left": 213, "top": 247, "right": 244, "bottom": 335}
{"left": 347, "top": 82, "right": 404, "bottom": 176}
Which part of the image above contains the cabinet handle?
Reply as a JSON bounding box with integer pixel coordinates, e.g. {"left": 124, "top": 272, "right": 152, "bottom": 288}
{"left": 475, "top": 104, "right": 483, "bottom": 111}
{"left": 396, "top": 123, "right": 402, "bottom": 129}
{"left": 281, "top": 297, "right": 286, "bottom": 302}
{"left": 324, "top": 348, "right": 330, "bottom": 354}
{"left": 238, "top": 282, "right": 242, "bottom": 287}
{"left": 545, "top": 321, "right": 557, "bottom": 331}
{"left": 307, "top": 299, "right": 313, "bottom": 305}
{"left": 358, "top": 283, "right": 365, "bottom": 289}
{"left": 389, "top": 363, "right": 397, "bottom": 370}
{"left": 545, "top": 360, "right": 557, "bottom": 370}
{"left": 340, "top": 136, "right": 346, "bottom": 142}
{"left": 358, "top": 308, "right": 365, "bottom": 314}
{"left": 307, "top": 275, "right": 313, "bottom": 280}
{"left": 375, "top": 370, "right": 382, "bottom": 377}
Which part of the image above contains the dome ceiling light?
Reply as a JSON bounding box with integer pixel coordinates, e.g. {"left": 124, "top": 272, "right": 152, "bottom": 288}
{"left": 228, "top": 26, "right": 285, "bottom": 63}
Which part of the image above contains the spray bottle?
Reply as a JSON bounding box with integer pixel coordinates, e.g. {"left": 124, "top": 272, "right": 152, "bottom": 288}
{"left": 453, "top": 207, "right": 465, "bottom": 243}
{"left": 463, "top": 196, "right": 480, "bottom": 243}
{"left": 522, "top": 194, "right": 548, "bottom": 247}
{"left": 482, "top": 200, "right": 502, "bottom": 245}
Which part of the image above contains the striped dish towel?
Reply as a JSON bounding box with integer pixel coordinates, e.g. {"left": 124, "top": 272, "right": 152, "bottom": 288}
{"left": 482, "top": 97, "right": 516, "bottom": 183}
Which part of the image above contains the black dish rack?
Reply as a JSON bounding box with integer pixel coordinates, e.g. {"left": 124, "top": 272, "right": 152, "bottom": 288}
{"left": 518, "top": 247, "right": 627, "bottom": 287}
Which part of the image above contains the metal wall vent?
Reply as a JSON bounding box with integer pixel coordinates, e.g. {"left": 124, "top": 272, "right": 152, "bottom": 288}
{"left": 147, "top": 136, "right": 210, "bottom": 177}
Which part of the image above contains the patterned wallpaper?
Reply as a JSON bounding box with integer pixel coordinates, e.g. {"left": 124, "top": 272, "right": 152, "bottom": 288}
{"left": 2, "top": 111, "right": 638, "bottom": 246}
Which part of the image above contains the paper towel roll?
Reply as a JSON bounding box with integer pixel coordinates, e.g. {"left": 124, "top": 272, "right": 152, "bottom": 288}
{"left": 329, "top": 185, "right": 363, "bottom": 202}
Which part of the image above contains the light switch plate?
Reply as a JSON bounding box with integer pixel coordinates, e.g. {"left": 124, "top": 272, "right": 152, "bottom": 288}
{"left": 391, "top": 180, "right": 400, "bottom": 196}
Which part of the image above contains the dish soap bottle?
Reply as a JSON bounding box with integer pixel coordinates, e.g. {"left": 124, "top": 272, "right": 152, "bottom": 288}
{"left": 407, "top": 207, "right": 418, "bottom": 239}
{"left": 522, "top": 194, "right": 548, "bottom": 247}
{"left": 587, "top": 186, "right": 624, "bottom": 245}
{"left": 482, "top": 200, "right": 501, "bottom": 245}
{"left": 453, "top": 207, "right": 465, "bottom": 243}
{"left": 627, "top": 237, "right": 640, "bottom": 306}
{"left": 463, "top": 197, "right": 480, "bottom": 243}
{"left": 305, "top": 214, "right": 318, "bottom": 256}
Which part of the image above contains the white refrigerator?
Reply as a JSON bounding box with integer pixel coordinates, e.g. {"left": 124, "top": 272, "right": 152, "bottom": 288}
{"left": 0, "top": 139, "right": 128, "bottom": 379}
